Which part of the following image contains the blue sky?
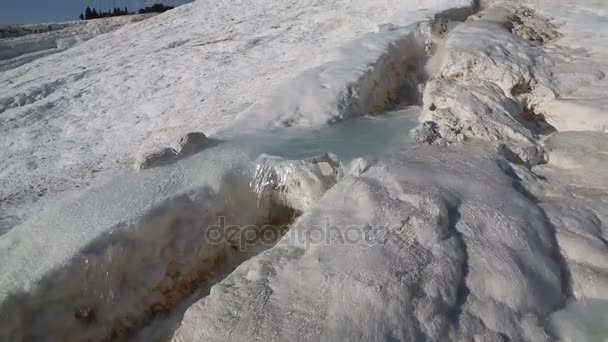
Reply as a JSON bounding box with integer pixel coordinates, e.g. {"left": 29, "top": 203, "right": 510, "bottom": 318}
{"left": 0, "top": 0, "right": 191, "bottom": 25}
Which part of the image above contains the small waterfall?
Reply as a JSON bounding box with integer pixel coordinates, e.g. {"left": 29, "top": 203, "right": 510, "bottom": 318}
{"left": 250, "top": 153, "right": 344, "bottom": 213}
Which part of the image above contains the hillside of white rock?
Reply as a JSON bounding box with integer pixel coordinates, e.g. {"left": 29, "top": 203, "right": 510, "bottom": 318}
{"left": 1, "top": 0, "right": 607, "bottom": 341}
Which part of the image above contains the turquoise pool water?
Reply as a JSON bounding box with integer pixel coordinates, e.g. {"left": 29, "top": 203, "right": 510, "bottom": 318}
{"left": 241, "top": 107, "right": 419, "bottom": 163}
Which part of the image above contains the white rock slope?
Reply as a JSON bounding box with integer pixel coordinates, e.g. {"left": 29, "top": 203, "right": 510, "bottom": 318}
{"left": 0, "top": 15, "right": 153, "bottom": 71}
{"left": 1, "top": 0, "right": 608, "bottom": 341}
